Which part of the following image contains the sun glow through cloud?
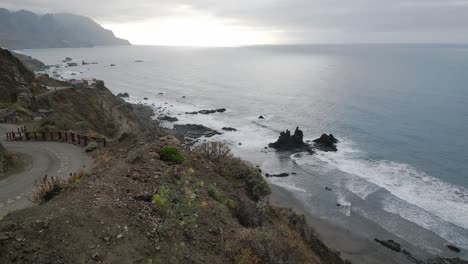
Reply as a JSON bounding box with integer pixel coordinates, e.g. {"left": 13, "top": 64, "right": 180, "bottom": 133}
{"left": 102, "top": 5, "right": 280, "bottom": 47}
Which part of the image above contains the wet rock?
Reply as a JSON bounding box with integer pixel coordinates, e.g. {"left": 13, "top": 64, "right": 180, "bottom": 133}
{"left": 268, "top": 127, "right": 311, "bottom": 152}
{"left": 258, "top": 115, "right": 265, "bottom": 119}
{"left": 143, "top": 97, "right": 148, "bottom": 100}
{"left": 64, "top": 57, "right": 73, "bottom": 62}
{"left": 325, "top": 187, "right": 332, "bottom": 191}
{"left": 174, "top": 124, "right": 221, "bottom": 139}
{"left": 117, "top": 92, "right": 130, "bottom": 98}
{"left": 66, "top": 62, "right": 78, "bottom": 67}
{"left": 185, "top": 111, "right": 199, "bottom": 115}
{"left": 313, "top": 134, "right": 339, "bottom": 152}
{"left": 374, "top": 239, "right": 402, "bottom": 252}
{"left": 447, "top": 245, "right": 462, "bottom": 253}
{"left": 110, "top": 64, "right": 116, "bottom": 67}
{"left": 160, "top": 116, "right": 179, "bottom": 122}
{"left": 222, "top": 127, "right": 237, "bottom": 132}
{"left": 135, "top": 60, "right": 144, "bottom": 62}
{"left": 199, "top": 109, "right": 217, "bottom": 115}
{"left": 272, "top": 173, "right": 289, "bottom": 177}
{"left": 216, "top": 108, "right": 227, "bottom": 113}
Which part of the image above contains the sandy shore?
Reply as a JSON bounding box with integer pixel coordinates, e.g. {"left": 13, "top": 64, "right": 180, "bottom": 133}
{"left": 269, "top": 183, "right": 416, "bottom": 264}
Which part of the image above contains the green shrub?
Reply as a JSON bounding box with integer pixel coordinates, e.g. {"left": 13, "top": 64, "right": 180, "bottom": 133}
{"left": 85, "top": 141, "right": 100, "bottom": 152}
{"left": 222, "top": 158, "right": 271, "bottom": 201}
{"left": 208, "top": 184, "right": 238, "bottom": 210}
{"left": 152, "top": 182, "right": 197, "bottom": 234}
{"left": 160, "top": 145, "right": 185, "bottom": 164}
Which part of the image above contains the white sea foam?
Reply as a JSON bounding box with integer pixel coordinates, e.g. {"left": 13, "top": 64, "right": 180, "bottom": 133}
{"left": 314, "top": 139, "right": 468, "bottom": 232}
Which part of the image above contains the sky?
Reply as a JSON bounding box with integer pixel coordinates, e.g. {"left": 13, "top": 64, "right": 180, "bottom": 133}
{"left": 1, "top": 0, "right": 468, "bottom": 46}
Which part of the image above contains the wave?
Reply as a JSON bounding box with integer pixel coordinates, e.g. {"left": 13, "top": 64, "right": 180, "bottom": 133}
{"left": 311, "top": 139, "right": 468, "bottom": 231}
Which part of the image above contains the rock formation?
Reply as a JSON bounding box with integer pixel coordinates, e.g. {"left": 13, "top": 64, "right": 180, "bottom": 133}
{"left": 313, "top": 134, "right": 339, "bottom": 152}
{"left": 268, "top": 127, "right": 311, "bottom": 151}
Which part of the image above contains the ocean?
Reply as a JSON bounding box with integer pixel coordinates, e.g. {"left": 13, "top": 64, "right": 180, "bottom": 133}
{"left": 22, "top": 44, "right": 468, "bottom": 258}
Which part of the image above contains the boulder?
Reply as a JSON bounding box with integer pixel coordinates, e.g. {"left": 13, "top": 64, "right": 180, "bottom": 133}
{"left": 66, "top": 62, "right": 78, "bottom": 67}
{"left": 268, "top": 127, "right": 311, "bottom": 151}
{"left": 159, "top": 135, "right": 181, "bottom": 146}
{"left": 222, "top": 127, "right": 237, "bottom": 132}
{"left": 374, "top": 239, "right": 402, "bottom": 252}
{"left": 216, "top": 108, "right": 227, "bottom": 113}
{"left": 313, "top": 134, "right": 339, "bottom": 152}
{"left": 117, "top": 92, "right": 130, "bottom": 98}
{"left": 258, "top": 115, "right": 265, "bottom": 119}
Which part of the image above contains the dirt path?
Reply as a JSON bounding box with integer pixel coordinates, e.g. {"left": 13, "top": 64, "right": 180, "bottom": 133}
{"left": 0, "top": 124, "right": 92, "bottom": 219}
{"left": 36, "top": 86, "right": 71, "bottom": 99}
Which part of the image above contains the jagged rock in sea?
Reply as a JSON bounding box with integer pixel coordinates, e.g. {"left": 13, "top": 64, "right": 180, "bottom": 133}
{"left": 313, "top": 134, "right": 339, "bottom": 152}
{"left": 268, "top": 127, "right": 311, "bottom": 151}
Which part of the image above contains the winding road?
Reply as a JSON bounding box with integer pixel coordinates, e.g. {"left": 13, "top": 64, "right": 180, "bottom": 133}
{"left": 0, "top": 124, "right": 92, "bottom": 219}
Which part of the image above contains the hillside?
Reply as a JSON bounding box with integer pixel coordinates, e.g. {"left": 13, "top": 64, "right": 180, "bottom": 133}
{"left": 0, "top": 9, "right": 130, "bottom": 49}
{"left": 0, "top": 48, "right": 37, "bottom": 111}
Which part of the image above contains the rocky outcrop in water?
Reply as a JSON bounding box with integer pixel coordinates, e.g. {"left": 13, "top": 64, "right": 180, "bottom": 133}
{"left": 313, "top": 134, "right": 339, "bottom": 152}
{"left": 174, "top": 124, "right": 221, "bottom": 139}
{"left": 268, "top": 127, "right": 311, "bottom": 151}
{"left": 160, "top": 116, "right": 178, "bottom": 122}
{"left": 117, "top": 93, "right": 130, "bottom": 98}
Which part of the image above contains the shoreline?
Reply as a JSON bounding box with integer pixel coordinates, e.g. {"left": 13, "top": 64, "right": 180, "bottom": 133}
{"left": 269, "top": 183, "right": 422, "bottom": 264}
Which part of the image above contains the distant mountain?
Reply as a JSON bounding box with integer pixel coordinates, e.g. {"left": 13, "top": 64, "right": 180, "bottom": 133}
{"left": 0, "top": 8, "right": 130, "bottom": 49}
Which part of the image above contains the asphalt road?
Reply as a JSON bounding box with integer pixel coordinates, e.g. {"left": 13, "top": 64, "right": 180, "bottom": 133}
{"left": 0, "top": 124, "right": 92, "bottom": 219}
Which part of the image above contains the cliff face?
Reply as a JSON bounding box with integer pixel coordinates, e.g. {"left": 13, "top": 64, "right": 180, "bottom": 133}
{"left": 0, "top": 48, "right": 37, "bottom": 111}
{"left": 0, "top": 9, "right": 130, "bottom": 49}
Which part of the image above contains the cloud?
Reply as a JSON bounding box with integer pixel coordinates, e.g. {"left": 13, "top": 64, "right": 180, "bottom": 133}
{"left": 1, "top": 0, "right": 468, "bottom": 43}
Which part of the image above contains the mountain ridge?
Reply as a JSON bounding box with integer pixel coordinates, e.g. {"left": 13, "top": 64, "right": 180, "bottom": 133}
{"left": 0, "top": 8, "right": 130, "bottom": 49}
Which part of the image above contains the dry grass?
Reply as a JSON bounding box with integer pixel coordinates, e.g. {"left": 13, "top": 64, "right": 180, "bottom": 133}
{"left": 30, "top": 175, "right": 65, "bottom": 205}
{"left": 228, "top": 224, "right": 320, "bottom": 264}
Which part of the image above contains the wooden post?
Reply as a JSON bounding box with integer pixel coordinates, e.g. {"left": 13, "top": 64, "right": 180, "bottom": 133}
{"left": 12, "top": 131, "right": 15, "bottom": 140}
{"left": 25, "top": 132, "right": 30, "bottom": 141}
{"left": 34, "top": 132, "right": 38, "bottom": 141}
{"left": 65, "top": 132, "right": 68, "bottom": 142}
{"left": 41, "top": 132, "right": 46, "bottom": 141}
{"left": 103, "top": 138, "right": 107, "bottom": 147}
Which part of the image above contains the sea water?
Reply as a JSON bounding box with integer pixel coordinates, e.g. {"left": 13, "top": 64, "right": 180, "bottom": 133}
{"left": 23, "top": 44, "right": 468, "bottom": 258}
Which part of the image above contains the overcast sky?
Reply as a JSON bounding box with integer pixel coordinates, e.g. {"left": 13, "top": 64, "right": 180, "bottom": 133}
{"left": 2, "top": 0, "right": 468, "bottom": 46}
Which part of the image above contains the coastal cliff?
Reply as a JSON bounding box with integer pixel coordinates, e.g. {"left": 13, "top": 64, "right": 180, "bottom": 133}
{"left": 0, "top": 9, "right": 130, "bottom": 49}
{"left": 0, "top": 52, "right": 349, "bottom": 264}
